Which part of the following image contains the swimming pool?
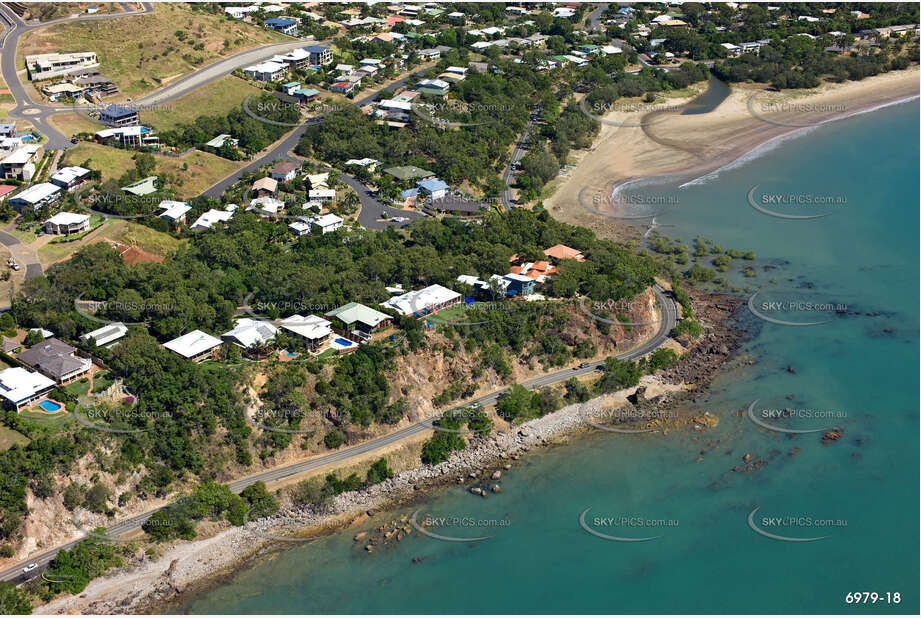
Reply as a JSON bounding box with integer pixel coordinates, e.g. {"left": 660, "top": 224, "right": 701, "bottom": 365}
{"left": 334, "top": 338, "right": 354, "bottom": 347}
{"left": 37, "top": 400, "right": 61, "bottom": 412}
{"left": 285, "top": 351, "right": 299, "bottom": 357}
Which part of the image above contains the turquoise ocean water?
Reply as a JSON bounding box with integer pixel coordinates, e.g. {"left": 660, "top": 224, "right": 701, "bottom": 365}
{"left": 178, "top": 100, "right": 919, "bottom": 614}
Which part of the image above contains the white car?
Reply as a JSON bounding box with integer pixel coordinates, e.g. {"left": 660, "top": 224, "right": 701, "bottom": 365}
{"left": 22, "top": 563, "right": 37, "bottom": 573}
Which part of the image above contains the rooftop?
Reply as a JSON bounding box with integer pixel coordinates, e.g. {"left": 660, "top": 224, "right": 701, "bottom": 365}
{"left": 325, "top": 302, "right": 390, "bottom": 328}
{"left": 163, "top": 330, "right": 222, "bottom": 359}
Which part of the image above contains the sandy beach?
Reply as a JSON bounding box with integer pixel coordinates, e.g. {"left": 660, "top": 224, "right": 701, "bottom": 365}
{"left": 546, "top": 68, "right": 920, "bottom": 241}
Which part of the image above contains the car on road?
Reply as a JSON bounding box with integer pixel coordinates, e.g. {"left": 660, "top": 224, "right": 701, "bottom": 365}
{"left": 22, "top": 563, "right": 37, "bottom": 573}
{"left": 390, "top": 216, "right": 408, "bottom": 223}
{"left": 595, "top": 364, "right": 605, "bottom": 371}
{"left": 579, "top": 362, "right": 591, "bottom": 368}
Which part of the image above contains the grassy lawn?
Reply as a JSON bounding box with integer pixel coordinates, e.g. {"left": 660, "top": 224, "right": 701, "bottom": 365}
{"left": 105, "top": 220, "right": 187, "bottom": 256}
{"left": 65, "top": 378, "right": 92, "bottom": 400}
{"left": 433, "top": 304, "right": 467, "bottom": 321}
{"left": 62, "top": 142, "right": 242, "bottom": 198}
{"left": 145, "top": 75, "right": 263, "bottom": 131}
{"left": 18, "top": 4, "right": 288, "bottom": 99}
{"left": 0, "top": 425, "right": 29, "bottom": 450}
{"left": 9, "top": 227, "right": 38, "bottom": 244}
{"left": 92, "top": 371, "right": 114, "bottom": 394}
{"left": 48, "top": 112, "right": 104, "bottom": 139}
{"left": 18, "top": 409, "right": 73, "bottom": 429}
{"left": 38, "top": 218, "right": 115, "bottom": 264}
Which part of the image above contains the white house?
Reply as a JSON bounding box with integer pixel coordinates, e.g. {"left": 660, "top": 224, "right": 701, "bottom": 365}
{"left": 381, "top": 284, "right": 461, "bottom": 316}
{"left": 163, "top": 330, "right": 222, "bottom": 362}
{"left": 190, "top": 209, "right": 234, "bottom": 231}
{"left": 243, "top": 61, "right": 288, "bottom": 82}
{"left": 308, "top": 213, "right": 343, "bottom": 234}
{"left": 50, "top": 166, "right": 91, "bottom": 190}
{"left": 221, "top": 318, "right": 278, "bottom": 349}
{"left": 157, "top": 200, "right": 192, "bottom": 224}
{"left": 308, "top": 188, "right": 336, "bottom": 202}
{"left": 289, "top": 220, "right": 312, "bottom": 236}
{"left": 44, "top": 211, "right": 90, "bottom": 235}
{"left": 9, "top": 182, "right": 60, "bottom": 211}
{"left": 278, "top": 314, "right": 332, "bottom": 351}
{"left": 0, "top": 367, "right": 55, "bottom": 411}
{"left": 249, "top": 196, "right": 284, "bottom": 214}
{"left": 80, "top": 322, "right": 128, "bottom": 347}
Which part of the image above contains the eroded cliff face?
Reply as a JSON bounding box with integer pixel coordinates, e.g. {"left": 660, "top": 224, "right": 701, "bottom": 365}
{"left": 4, "top": 291, "right": 664, "bottom": 566}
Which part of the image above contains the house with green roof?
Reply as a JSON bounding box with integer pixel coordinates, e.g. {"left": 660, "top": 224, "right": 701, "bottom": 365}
{"left": 325, "top": 302, "right": 391, "bottom": 335}
{"left": 121, "top": 176, "right": 158, "bottom": 196}
{"left": 383, "top": 165, "right": 436, "bottom": 181}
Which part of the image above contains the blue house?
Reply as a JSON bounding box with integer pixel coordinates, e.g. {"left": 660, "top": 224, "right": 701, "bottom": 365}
{"left": 503, "top": 273, "right": 535, "bottom": 296}
{"left": 265, "top": 18, "right": 298, "bottom": 35}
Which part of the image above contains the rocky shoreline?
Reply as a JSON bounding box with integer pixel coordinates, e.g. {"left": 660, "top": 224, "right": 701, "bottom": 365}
{"left": 37, "top": 292, "right": 746, "bottom": 615}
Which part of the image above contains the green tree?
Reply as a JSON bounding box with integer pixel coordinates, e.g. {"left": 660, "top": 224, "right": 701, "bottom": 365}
{"left": 0, "top": 581, "right": 32, "bottom": 614}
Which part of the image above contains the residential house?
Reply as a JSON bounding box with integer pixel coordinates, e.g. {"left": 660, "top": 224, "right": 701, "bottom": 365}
{"left": 50, "top": 165, "right": 91, "bottom": 190}
{"left": 121, "top": 176, "right": 158, "bottom": 196}
{"left": 163, "top": 330, "right": 223, "bottom": 362}
{"left": 288, "top": 220, "right": 312, "bottom": 236}
{"left": 377, "top": 99, "right": 413, "bottom": 122}
{"left": 307, "top": 213, "right": 343, "bottom": 233}
{"left": 306, "top": 45, "right": 333, "bottom": 66}
{"left": 0, "top": 367, "right": 55, "bottom": 411}
{"left": 0, "top": 145, "right": 42, "bottom": 180}
{"left": 95, "top": 125, "right": 159, "bottom": 148}
{"left": 270, "top": 160, "right": 300, "bottom": 183}
{"left": 100, "top": 104, "right": 139, "bottom": 127}
{"left": 325, "top": 302, "right": 391, "bottom": 335}
{"left": 384, "top": 165, "right": 434, "bottom": 181}
{"left": 80, "top": 322, "right": 128, "bottom": 348}
{"left": 224, "top": 6, "right": 256, "bottom": 19}
{"left": 330, "top": 81, "right": 357, "bottom": 95}
{"left": 0, "top": 185, "right": 16, "bottom": 202}
{"left": 417, "top": 78, "right": 450, "bottom": 97}
{"left": 249, "top": 196, "right": 284, "bottom": 214}
{"left": 417, "top": 48, "right": 441, "bottom": 60}
{"left": 307, "top": 188, "right": 336, "bottom": 203}
{"left": 205, "top": 134, "right": 238, "bottom": 149}
{"left": 18, "top": 338, "right": 92, "bottom": 384}
{"left": 721, "top": 42, "right": 742, "bottom": 56}
{"left": 502, "top": 273, "right": 536, "bottom": 296}
{"left": 544, "top": 244, "right": 585, "bottom": 262}
{"left": 190, "top": 208, "right": 234, "bottom": 231}
{"left": 9, "top": 182, "right": 60, "bottom": 212}
{"left": 221, "top": 318, "right": 278, "bottom": 349}
{"left": 0, "top": 123, "right": 15, "bottom": 139}
{"left": 44, "top": 211, "right": 90, "bottom": 235}
{"left": 264, "top": 17, "right": 298, "bottom": 35}
{"left": 26, "top": 52, "right": 98, "bottom": 81}
{"left": 273, "top": 48, "right": 311, "bottom": 71}
{"left": 416, "top": 178, "right": 449, "bottom": 200}
{"left": 278, "top": 314, "right": 332, "bottom": 351}
{"left": 281, "top": 81, "right": 301, "bottom": 96}
{"left": 252, "top": 177, "right": 278, "bottom": 197}
{"left": 41, "top": 81, "right": 85, "bottom": 102}
{"left": 295, "top": 87, "right": 321, "bottom": 103}
{"left": 157, "top": 200, "right": 192, "bottom": 224}
{"left": 382, "top": 284, "right": 461, "bottom": 316}
{"left": 243, "top": 61, "right": 288, "bottom": 82}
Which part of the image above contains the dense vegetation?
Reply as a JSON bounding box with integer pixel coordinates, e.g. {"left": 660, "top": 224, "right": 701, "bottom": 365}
{"left": 3, "top": 208, "right": 657, "bottom": 548}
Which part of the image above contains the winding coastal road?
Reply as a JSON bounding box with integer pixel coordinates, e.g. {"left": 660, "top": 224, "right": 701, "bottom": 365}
{"left": 0, "top": 285, "right": 677, "bottom": 584}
